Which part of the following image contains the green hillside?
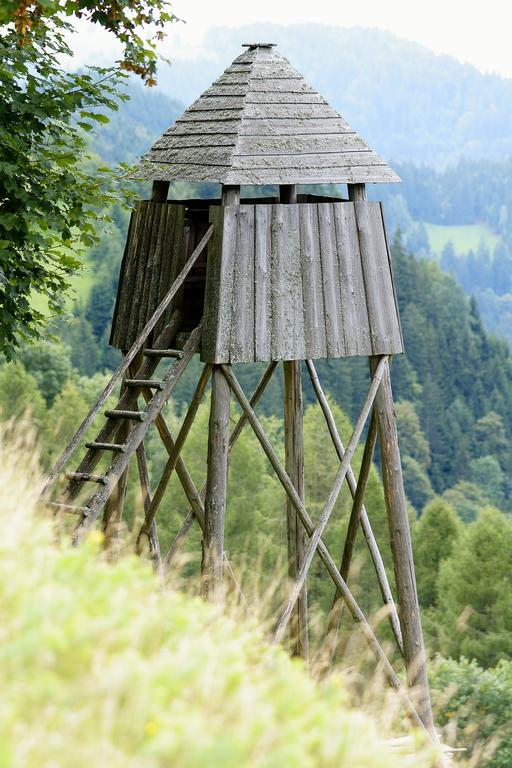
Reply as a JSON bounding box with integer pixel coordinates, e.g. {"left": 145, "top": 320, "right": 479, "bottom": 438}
{"left": 424, "top": 222, "right": 500, "bottom": 257}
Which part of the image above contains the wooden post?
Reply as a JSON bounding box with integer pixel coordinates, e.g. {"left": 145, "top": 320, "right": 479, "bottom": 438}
{"left": 279, "top": 184, "right": 297, "bottom": 204}
{"left": 370, "top": 355, "right": 436, "bottom": 736}
{"left": 202, "top": 365, "right": 231, "bottom": 601}
{"left": 283, "top": 360, "right": 308, "bottom": 660}
{"left": 347, "top": 183, "right": 367, "bottom": 201}
{"left": 150, "top": 180, "right": 169, "bottom": 202}
{"left": 202, "top": 184, "right": 236, "bottom": 601}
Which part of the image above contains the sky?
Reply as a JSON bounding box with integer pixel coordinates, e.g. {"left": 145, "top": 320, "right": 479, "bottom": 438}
{"left": 73, "top": 0, "right": 512, "bottom": 79}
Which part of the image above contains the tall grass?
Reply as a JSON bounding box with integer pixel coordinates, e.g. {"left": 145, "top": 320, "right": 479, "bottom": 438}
{"left": 0, "top": 425, "right": 438, "bottom": 767}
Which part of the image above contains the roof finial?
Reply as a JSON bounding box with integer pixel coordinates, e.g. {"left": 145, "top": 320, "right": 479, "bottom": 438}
{"left": 242, "top": 42, "right": 276, "bottom": 49}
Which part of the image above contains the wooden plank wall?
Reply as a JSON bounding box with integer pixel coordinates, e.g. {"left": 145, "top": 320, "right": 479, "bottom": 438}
{"left": 110, "top": 202, "right": 185, "bottom": 350}
{"left": 201, "top": 202, "right": 403, "bottom": 363}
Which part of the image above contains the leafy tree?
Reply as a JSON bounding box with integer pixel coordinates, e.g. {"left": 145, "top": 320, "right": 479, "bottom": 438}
{"left": 0, "top": 0, "right": 177, "bottom": 356}
{"left": 396, "top": 400, "right": 430, "bottom": 469}
{"left": 431, "top": 657, "right": 512, "bottom": 768}
{"left": 19, "top": 340, "right": 73, "bottom": 405}
{"left": 402, "top": 455, "right": 434, "bottom": 511}
{"left": 0, "top": 360, "right": 47, "bottom": 429}
{"left": 413, "top": 498, "right": 461, "bottom": 608}
{"left": 435, "top": 507, "right": 512, "bottom": 667}
{"left": 442, "top": 481, "right": 488, "bottom": 522}
{"left": 470, "top": 455, "right": 505, "bottom": 508}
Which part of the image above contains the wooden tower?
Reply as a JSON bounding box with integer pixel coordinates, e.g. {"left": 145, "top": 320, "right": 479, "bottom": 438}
{"left": 43, "top": 44, "right": 439, "bottom": 744}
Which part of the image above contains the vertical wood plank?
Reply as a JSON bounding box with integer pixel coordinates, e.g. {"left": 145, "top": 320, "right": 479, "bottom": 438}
{"left": 215, "top": 206, "right": 238, "bottom": 362}
{"left": 127, "top": 201, "right": 155, "bottom": 346}
{"left": 201, "top": 206, "right": 224, "bottom": 362}
{"left": 138, "top": 202, "right": 163, "bottom": 336}
{"left": 318, "top": 203, "right": 345, "bottom": 357}
{"left": 380, "top": 202, "right": 404, "bottom": 352}
{"left": 367, "top": 203, "right": 403, "bottom": 353}
{"left": 299, "top": 204, "right": 327, "bottom": 359}
{"left": 110, "top": 206, "right": 136, "bottom": 350}
{"left": 333, "top": 203, "right": 371, "bottom": 356}
{"left": 230, "top": 205, "right": 255, "bottom": 362}
{"left": 153, "top": 203, "right": 175, "bottom": 340}
{"left": 254, "top": 205, "right": 272, "bottom": 362}
{"left": 271, "top": 204, "right": 305, "bottom": 360}
{"left": 355, "top": 201, "right": 389, "bottom": 355}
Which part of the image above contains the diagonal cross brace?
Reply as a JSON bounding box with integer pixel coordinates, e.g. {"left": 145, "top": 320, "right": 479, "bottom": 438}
{"left": 305, "top": 359, "right": 403, "bottom": 655}
{"left": 220, "top": 363, "right": 429, "bottom": 736}
{"left": 273, "top": 355, "right": 388, "bottom": 645}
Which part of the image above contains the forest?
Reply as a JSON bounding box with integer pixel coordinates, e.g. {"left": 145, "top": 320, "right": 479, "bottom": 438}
{"left": 2, "top": 8, "right": 512, "bottom": 768}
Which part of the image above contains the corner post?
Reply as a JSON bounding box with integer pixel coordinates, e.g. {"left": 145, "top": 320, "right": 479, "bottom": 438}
{"left": 347, "top": 183, "right": 366, "bottom": 202}
{"left": 150, "top": 180, "right": 169, "bottom": 202}
{"left": 283, "top": 360, "right": 309, "bottom": 660}
{"left": 370, "top": 355, "right": 436, "bottom": 735}
{"left": 201, "top": 184, "right": 239, "bottom": 601}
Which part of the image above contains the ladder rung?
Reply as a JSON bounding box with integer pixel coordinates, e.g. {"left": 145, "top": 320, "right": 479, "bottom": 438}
{"left": 85, "top": 441, "right": 127, "bottom": 453}
{"left": 105, "top": 409, "right": 147, "bottom": 421}
{"left": 65, "top": 472, "right": 109, "bottom": 485}
{"left": 124, "top": 379, "right": 165, "bottom": 390}
{"left": 143, "top": 348, "right": 183, "bottom": 358}
{"left": 47, "top": 501, "right": 90, "bottom": 516}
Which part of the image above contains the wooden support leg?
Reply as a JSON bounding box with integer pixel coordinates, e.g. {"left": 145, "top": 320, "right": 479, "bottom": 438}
{"left": 283, "top": 361, "right": 308, "bottom": 660}
{"left": 202, "top": 364, "right": 230, "bottom": 601}
{"left": 370, "top": 355, "right": 436, "bottom": 736}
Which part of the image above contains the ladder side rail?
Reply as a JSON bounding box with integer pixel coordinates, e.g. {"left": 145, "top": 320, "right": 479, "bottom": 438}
{"left": 41, "top": 224, "right": 214, "bottom": 496}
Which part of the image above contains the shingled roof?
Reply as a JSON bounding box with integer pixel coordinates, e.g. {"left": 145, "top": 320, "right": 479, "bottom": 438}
{"left": 135, "top": 43, "right": 400, "bottom": 186}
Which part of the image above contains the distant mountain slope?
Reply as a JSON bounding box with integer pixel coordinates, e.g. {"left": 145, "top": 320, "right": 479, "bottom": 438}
{"left": 90, "top": 82, "right": 184, "bottom": 166}
{"left": 156, "top": 24, "right": 512, "bottom": 167}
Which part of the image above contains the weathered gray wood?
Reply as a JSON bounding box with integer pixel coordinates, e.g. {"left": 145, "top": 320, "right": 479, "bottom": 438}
{"left": 136, "top": 364, "right": 212, "bottom": 548}
{"left": 279, "top": 184, "right": 297, "bottom": 204}
{"left": 127, "top": 202, "right": 155, "bottom": 344}
{"left": 220, "top": 364, "right": 429, "bottom": 737}
{"left": 112, "top": 202, "right": 147, "bottom": 350}
{"left": 305, "top": 359, "right": 403, "bottom": 654}
{"left": 333, "top": 203, "right": 371, "bottom": 356}
{"left": 356, "top": 202, "right": 403, "bottom": 354}
{"left": 318, "top": 203, "right": 345, "bottom": 357}
{"left": 254, "top": 205, "right": 272, "bottom": 361}
{"left": 164, "top": 362, "right": 278, "bottom": 569}
{"left": 70, "top": 324, "right": 203, "bottom": 541}
{"left": 274, "top": 355, "right": 388, "bottom": 646}
{"left": 284, "top": 360, "right": 308, "bottom": 660}
{"left": 370, "top": 355, "right": 435, "bottom": 736}
{"left": 134, "top": 45, "right": 400, "bottom": 186}
{"left": 348, "top": 183, "right": 367, "bottom": 202}
{"left": 201, "top": 202, "right": 402, "bottom": 364}
{"left": 236, "top": 133, "right": 365, "bottom": 155}
{"left": 327, "top": 412, "right": 378, "bottom": 638}
{"left": 231, "top": 205, "right": 255, "bottom": 362}
{"left": 135, "top": 441, "right": 163, "bottom": 577}
{"left": 62, "top": 314, "right": 182, "bottom": 501}
{"left": 201, "top": 206, "right": 224, "bottom": 362}
{"left": 202, "top": 365, "right": 231, "bottom": 601}
{"left": 151, "top": 180, "right": 169, "bottom": 202}
{"left": 299, "top": 204, "right": 327, "bottom": 359}
{"left": 270, "top": 204, "right": 305, "bottom": 360}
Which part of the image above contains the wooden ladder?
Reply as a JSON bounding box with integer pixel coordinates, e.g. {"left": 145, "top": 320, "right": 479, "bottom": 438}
{"left": 41, "top": 224, "right": 214, "bottom": 542}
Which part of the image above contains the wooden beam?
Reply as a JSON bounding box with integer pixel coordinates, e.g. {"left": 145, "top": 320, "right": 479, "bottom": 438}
{"left": 135, "top": 441, "right": 163, "bottom": 579}
{"left": 150, "top": 180, "right": 170, "bottom": 202}
{"left": 347, "top": 183, "right": 367, "bottom": 201}
{"left": 135, "top": 364, "right": 212, "bottom": 551}
{"left": 283, "top": 360, "right": 308, "bottom": 660}
{"left": 274, "top": 355, "right": 388, "bottom": 645}
{"left": 305, "top": 359, "right": 403, "bottom": 654}
{"left": 370, "top": 355, "right": 435, "bottom": 736}
{"left": 164, "top": 362, "right": 278, "bottom": 568}
{"left": 279, "top": 184, "right": 297, "bottom": 203}
{"left": 220, "top": 363, "right": 430, "bottom": 737}
{"left": 42, "top": 222, "right": 214, "bottom": 496}
{"left": 202, "top": 365, "right": 231, "bottom": 601}
{"left": 140, "top": 394, "right": 245, "bottom": 604}
{"left": 221, "top": 185, "right": 240, "bottom": 205}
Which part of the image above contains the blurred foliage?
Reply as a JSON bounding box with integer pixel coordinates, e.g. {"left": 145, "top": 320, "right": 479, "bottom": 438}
{"left": 0, "top": 430, "right": 436, "bottom": 768}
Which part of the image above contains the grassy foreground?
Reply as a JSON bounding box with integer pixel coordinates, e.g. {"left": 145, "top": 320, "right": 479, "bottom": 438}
{"left": 0, "top": 430, "right": 435, "bottom": 768}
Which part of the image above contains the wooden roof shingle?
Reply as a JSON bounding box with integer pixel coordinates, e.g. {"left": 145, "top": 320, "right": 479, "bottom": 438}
{"left": 134, "top": 43, "right": 400, "bottom": 186}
